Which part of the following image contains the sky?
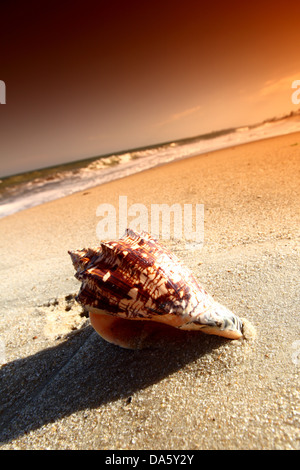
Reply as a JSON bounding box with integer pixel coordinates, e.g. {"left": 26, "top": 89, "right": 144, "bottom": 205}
{"left": 1, "top": 0, "right": 300, "bottom": 177}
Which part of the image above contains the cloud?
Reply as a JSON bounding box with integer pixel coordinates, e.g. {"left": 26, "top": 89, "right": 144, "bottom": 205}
{"left": 259, "top": 73, "right": 300, "bottom": 97}
{"left": 155, "top": 105, "right": 202, "bottom": 128}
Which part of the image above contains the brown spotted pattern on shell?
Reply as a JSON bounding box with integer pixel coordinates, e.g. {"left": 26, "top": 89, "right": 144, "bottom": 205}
{"left": 69, "top": 229, "right": 243, "bottom": 348}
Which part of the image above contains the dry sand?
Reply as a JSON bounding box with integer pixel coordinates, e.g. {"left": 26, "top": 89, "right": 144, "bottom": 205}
{"left": 0, "top": 132, "right": 299, "bottom": 449}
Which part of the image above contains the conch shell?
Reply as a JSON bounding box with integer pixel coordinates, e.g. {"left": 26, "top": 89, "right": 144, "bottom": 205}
{"left": 69, "top": 229, "right": 243, "bottom": 348}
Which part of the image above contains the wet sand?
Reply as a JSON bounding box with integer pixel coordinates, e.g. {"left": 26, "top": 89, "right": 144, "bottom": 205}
{"left": 0, "top": 132, "right": 299, "bottom": 449}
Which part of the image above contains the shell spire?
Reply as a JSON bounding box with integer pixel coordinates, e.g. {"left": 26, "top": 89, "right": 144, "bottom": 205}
{"left": 69, "top": 229, "right": 243, "bottom": 348}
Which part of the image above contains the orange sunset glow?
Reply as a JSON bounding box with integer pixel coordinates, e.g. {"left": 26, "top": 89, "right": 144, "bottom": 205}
{"left": 1, "top": 0, "right": 300, "bottom": 177}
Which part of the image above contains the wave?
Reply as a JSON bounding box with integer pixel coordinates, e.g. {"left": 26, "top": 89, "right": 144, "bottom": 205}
{"left": 1, "top": 115, "right": 300, "bottom": 219}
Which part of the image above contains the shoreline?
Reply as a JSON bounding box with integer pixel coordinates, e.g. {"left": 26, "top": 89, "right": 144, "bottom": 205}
{"left": 0, "top": 131, "right": 299, "bottom": 449}
{"left": 2, "top": 126, "right": 300, "bottom": 220}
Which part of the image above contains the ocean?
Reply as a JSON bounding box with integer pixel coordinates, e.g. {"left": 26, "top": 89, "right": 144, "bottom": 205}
{"left": 1, "top": 114, "right": 300, "bottom": 219}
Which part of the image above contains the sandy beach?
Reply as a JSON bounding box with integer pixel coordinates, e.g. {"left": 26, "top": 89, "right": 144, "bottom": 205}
{"left": 0, "top": 132, "right": 299, "bottom": 449}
